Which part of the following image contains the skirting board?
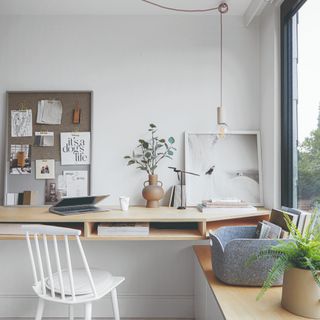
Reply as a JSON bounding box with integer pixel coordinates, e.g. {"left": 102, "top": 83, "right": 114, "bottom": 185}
{"left": 0, "top": 294, "right": 193, "bottom": 318}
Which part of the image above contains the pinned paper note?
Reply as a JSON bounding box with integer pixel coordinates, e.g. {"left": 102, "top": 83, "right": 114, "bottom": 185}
{"left": 64, "top": 170, "right": 88, "bottom": 197}
{"left": 60, "top": 132, "right": 91, "bottom": 165}
{"left": 34, "top": 131, "right": 54, "bottom": 147}
{"left": 11, "top": 110, "right": 33, "bottom": 137}
{"left": 37, "top": 100, "right": 62, "bottom": 125}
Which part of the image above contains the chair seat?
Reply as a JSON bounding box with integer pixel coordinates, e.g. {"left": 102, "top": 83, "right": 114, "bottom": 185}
{"left": 46, "top": 268, "right": 112, "bottom": 296}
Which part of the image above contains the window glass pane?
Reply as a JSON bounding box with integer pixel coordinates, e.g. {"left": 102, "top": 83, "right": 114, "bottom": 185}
{"left": 296, "top": 0, "right": 320, "bottom": 211}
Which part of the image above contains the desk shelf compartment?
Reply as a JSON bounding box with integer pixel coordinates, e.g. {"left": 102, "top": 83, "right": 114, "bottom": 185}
{"left": 0, "top": 222, "right": 85, "bottom": 240}
{"left": 85, "top": 221, "right": 206, "bottom": 241}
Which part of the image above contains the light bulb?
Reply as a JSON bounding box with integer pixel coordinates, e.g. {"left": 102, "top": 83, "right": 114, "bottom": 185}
{"left": 218, "top": 123, "right": 228, "bottom": 139}
{"left": 217, "top": 106, "right": 228, "bottom": 139}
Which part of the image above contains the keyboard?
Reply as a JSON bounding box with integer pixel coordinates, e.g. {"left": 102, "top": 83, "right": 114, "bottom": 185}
{"left": 49, "top": 205, "right": 98, "bottom": 215}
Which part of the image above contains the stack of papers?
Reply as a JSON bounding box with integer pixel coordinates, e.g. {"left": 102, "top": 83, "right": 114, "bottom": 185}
{"left": 198, "top": 199, "right": 257, "bottom": 214}
{"left": 97, "top": 223, "right": 150, "bottom": 236}
{"left": 201, "top": 199, "right": 251, "bottom": 208}
{"left": 37, "top": 100, "right": 62, "bottom": 125}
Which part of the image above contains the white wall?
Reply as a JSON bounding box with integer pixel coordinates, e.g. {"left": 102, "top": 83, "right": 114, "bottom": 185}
{"left": 259, "top": 5, "right": 281, "bottom": 209}
{"left": 0, "top": 15, "right": 260, "bottom": 206}
{"left": 0, "top": 14, "right": 261, "bottom": 318}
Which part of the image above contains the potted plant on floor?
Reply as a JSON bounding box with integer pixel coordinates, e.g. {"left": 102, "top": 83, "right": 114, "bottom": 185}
{"left": 124, "top": 123, "right": 176, "bottom": 208}
{"left": 254, "top": 210, "right": 320, "bottom": 318}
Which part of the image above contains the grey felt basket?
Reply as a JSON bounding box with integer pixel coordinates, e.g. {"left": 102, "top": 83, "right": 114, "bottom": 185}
{"left": 209, "top": 226, "right": 283, "bottom": 287}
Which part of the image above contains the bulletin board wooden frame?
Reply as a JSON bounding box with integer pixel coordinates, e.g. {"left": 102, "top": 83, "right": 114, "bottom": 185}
{"left": 4, "top": 91, "right": 93, "bottom": 206}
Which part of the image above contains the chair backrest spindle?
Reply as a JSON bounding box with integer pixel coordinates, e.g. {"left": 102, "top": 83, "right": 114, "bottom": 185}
{"left": 64, "top": 235, "right": 76, "bottom": 300}
{"left": 53, "top": 234, "right": 65, "bottom": 300}
{"left": 76, "top": 236, "right": 97, "bottom": 297}
{"left": 43, "top": 234, "right": 55, "bottom": 298}
{"left": 34, "top": 233, "right": 46, "bottom": 295}
{"left": 25, "top": 232, "right": 38, "bottom": 285}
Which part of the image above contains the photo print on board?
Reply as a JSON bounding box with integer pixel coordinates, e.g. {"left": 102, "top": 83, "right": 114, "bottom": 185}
{"left": 9, "top": 144, "right": 32, "bottom": 174}
{"left": 60, "top": 132, "right": 91, "bottom": 165}
{"left": 35, "top": 159, "right": 55, "bottom": 179}
{"left": 45, "top": 179, "right": 58, "bottom": 205}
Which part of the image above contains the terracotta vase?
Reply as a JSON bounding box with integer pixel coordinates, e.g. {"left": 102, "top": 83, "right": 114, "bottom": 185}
{"left": 281, "top": 267, "right": 320, "bottom": 318}
{"left": 142, "top": 174, "right": 164, "bottom": 208}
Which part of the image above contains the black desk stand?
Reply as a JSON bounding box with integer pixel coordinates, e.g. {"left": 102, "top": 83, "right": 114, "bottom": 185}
{"left": 168, "top": 167, "right": 200, "bottom": 210}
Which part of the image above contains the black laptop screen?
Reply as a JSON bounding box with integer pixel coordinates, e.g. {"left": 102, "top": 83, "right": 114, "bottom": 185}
{"left": 55, "top": 196, "right": 96, "bottom": 207}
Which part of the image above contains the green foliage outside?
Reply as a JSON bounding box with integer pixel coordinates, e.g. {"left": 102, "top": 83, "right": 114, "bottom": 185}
{"left": 298, "top": 107, "right": 320, "bottom": 207}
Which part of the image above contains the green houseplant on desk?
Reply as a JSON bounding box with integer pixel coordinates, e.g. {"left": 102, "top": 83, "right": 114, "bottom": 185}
{"left": 255, "top": 210, "right": 320, "bottom": 318}
{"left": 124, "top": 123, "right": 176, "bottom": 208}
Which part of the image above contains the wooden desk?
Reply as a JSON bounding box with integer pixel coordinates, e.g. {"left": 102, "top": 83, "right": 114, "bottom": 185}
{"left": 193, "top": 245, "right": 305, "bottom": 320}
{"left": 0, "top": 206, "right": 269, "bottom": 241}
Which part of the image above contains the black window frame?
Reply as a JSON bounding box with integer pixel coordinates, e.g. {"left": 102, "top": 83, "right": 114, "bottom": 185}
{"left": 281, "top": 0, "right": 307, "bottom": 207}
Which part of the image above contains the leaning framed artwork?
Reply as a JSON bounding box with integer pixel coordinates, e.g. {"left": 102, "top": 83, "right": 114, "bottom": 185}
{"left": 185, "top": 131, "right": 264, "bottom": 206}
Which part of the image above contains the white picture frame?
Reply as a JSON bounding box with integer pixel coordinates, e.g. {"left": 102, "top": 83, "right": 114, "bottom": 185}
{"left": 185, "top": 131, "right": 264, "bottom": 206}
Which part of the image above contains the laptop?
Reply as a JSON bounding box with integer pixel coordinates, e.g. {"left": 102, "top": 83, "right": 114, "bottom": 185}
{"left": 49, "top": 195, "right": 110, "bottom": 215}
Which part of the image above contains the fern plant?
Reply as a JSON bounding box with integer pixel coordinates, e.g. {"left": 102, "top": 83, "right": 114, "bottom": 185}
{"left": 251, "top": 210, "right": 320, "bottom": 300}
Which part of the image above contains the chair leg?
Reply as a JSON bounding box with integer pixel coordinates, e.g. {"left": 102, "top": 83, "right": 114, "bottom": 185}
{"left": 85, "top": 302, "right": 92, "bottom": 320}
{"left": 111, "top": 288, "right": 120, "bottom": 320}
{"left": 35, "top": 298, "right": 45, "bottom": 320}
{"left": 69, "top": 305, "right": 74, "bottom": 320}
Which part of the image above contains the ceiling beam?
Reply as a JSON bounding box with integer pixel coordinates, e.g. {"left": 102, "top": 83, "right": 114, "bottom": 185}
{"left": 243, "top": 0, "right": 274, "bottom": 27}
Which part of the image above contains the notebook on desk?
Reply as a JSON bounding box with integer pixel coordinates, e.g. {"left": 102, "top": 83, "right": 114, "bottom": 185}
{"left": 49, "top": 195, "right": 109, "bottom": 215}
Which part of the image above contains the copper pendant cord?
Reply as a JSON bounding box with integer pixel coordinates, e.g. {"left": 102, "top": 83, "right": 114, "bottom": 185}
{"left": 140, "top": 0, "right": 221, "bottom": 13}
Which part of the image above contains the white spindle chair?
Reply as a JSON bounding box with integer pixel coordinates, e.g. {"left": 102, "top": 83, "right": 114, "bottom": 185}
{"left": 22, "top": 224, "right": 125, "bottom": 320}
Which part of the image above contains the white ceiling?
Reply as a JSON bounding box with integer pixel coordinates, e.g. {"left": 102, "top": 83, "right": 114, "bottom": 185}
{"left": 0, "top": 0, "right": 253, "bottom": 16}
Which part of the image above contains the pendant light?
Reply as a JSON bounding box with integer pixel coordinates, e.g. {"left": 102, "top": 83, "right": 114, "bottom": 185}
{"left": 217, "top": 3, "right": 229, "bottom": 138}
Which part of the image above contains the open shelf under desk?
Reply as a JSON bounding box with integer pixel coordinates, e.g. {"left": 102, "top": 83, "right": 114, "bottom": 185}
{"left": 85, "top": 221, "right": 205, "bottom": 241}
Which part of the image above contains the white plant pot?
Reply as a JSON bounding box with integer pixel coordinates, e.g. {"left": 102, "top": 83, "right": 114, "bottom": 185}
{"left": 281, "top": 268, "right": 320, "bottom": 319}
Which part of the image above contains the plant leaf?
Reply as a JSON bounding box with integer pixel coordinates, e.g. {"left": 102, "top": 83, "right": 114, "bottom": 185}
{"left": 168, "top": 137, "right": 175, "bottom": 144}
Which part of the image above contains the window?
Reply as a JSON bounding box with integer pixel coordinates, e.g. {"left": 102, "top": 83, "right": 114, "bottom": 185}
{"left": 281, "top": 0, "right": 320, "bottom": 211}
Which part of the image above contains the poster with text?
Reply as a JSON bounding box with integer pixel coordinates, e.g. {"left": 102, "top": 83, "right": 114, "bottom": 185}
{"left": 60, "top": 132, "right": 91, "bottom": 165}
